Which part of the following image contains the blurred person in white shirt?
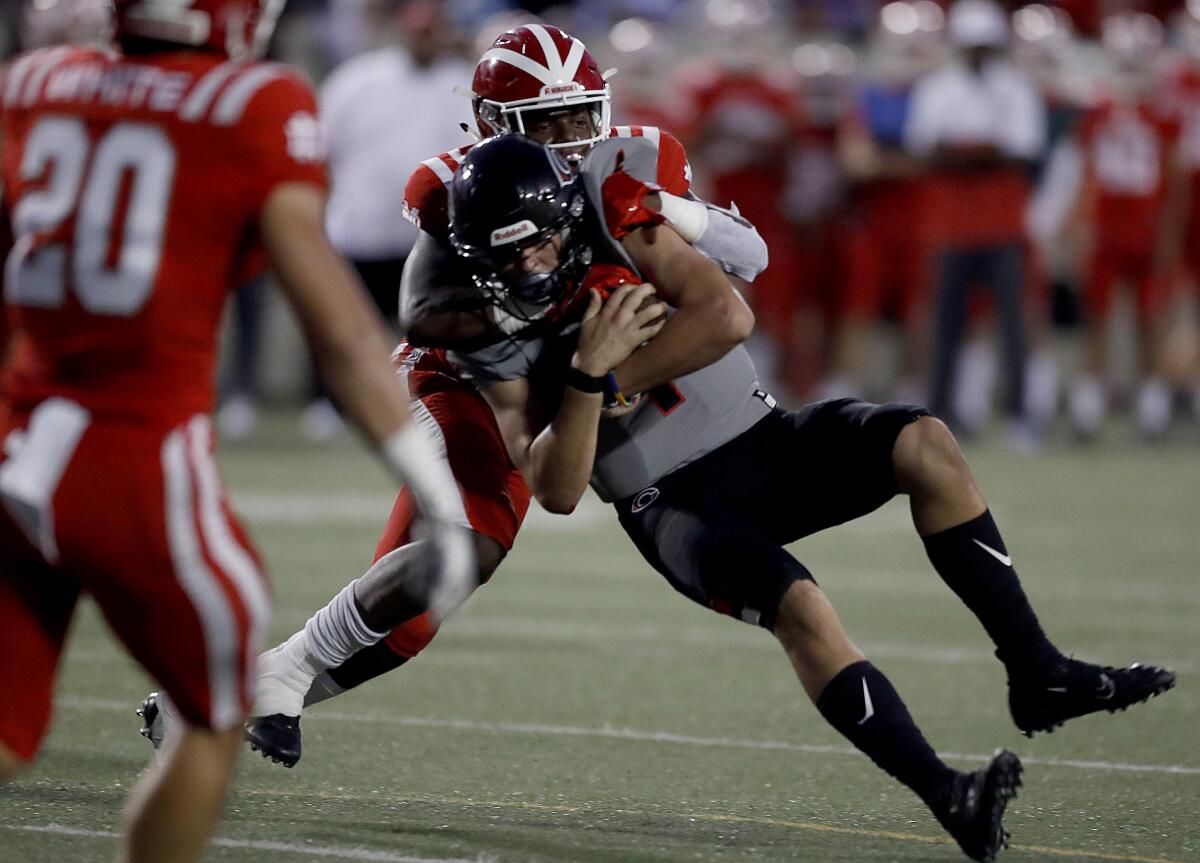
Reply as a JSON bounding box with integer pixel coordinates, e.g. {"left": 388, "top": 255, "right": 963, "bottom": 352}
{"left": 304, "top": 0, "right": 473, "bottom": 441}
{"left": 905, "top": 0, "right": 1047, "bottom": 450}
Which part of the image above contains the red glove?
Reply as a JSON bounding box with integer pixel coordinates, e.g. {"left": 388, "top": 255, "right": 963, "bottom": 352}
{"left": 601, "top": 151, "right": 665, "bottom": 240}
{"left": 580, "top": 263, "right": 640, "bottom": 300}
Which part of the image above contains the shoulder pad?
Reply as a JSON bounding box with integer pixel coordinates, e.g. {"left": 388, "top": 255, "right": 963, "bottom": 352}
{"left": 582, "top": 136, "right": 660, "bottom": 186}
{"left": 578, "top": 138, "right": 656, "bottom": 275}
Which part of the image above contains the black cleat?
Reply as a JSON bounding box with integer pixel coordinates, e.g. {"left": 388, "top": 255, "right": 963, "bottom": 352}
{"left": 933, "top": 749, "right": 1023, "bottom": 862}
{"left": 136, "top": 692, "right": 164, "bottom": 750}
{"left": 244, "top": 713, "right": 301, "bottom": 768}
{"left": 1008, "top": 658, "right": 1176, "bottom": 737}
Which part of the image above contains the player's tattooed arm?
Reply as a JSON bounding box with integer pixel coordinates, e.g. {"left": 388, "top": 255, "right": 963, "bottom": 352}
{"left": 481, "top": 285, "right": 666, "bottom": 514}
{"left": 399, "top": 230, "right": 493, "bottom": 348}
{"left": 610, "top": 225, "right": 754, "bottom": 397}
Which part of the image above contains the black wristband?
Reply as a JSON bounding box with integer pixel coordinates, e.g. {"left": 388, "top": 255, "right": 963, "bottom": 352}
{"left": 566, "top": 366, "right": 605, "bottom": 394}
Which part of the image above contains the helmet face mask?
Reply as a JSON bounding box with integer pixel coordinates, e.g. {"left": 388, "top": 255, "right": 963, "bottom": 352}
{"left": 471, "top": 24, "right": 613, "bottom": 160}
{"left": 450, "top": 136, "right": 594, "bottom": 322}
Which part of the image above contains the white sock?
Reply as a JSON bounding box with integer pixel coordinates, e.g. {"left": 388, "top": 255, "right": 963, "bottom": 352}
{"left": 1024, "top": 348, "right": 1059, "bottom": 428}
{"left": 953, "top": 339, "right": 996, "bottom": 434}
{"left": 1135, "top": 377, "right": 1172, "bottom": 438}
{"left": 303, "top": 580, "right": 389, "bottom": 670}
{"left": 254, "top": 581, "right": 387, "bottom": 717}
{"left": 1069, "top": 376, "right": 1106, "bottom": 437}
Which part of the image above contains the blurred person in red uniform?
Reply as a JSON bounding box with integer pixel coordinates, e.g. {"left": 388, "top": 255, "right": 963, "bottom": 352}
{"left": 1012, "top": 4, "right": 1086, "bottom": 437}
{"left": 1159, "top": 3, "right": 1200, "bottom": 421}
{"left": 786, "top": 40, "right": 856, "bottom": 401}
{"left": 673, "top": 23, "right": 810, "bottom": 398}
{"left": 0, "top": 0, "right": 471, "bottom": 859}
{"left": 604, "top": 16, "right": 680, "bottom": 131}
{"left": 825, "top": 1, "right": 943, "bottom": 403}
{"left": 1066, "top": 13, "right": 1181, "bottom": 440}
{"left": 905, "top": 0, "right": 1046, "bottom": 449}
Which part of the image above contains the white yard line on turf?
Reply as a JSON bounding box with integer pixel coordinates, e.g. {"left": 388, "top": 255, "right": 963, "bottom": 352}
{"left": 58, "top": 697, "right": 1200, "bottom": 777}
{"left": 1, "top": 824, "right": 494, "bottom": 863}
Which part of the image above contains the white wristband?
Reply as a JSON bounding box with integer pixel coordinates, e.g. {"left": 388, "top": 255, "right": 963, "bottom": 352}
{"left": 656, "top": 192, "right": 710, "bottom": 243}
{"left": 380, "top": 421, "right": 461, "bottom": 523}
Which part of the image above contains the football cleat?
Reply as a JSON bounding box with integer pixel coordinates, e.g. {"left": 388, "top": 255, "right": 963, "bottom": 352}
{"left": 245, "top": 714, "right": 302, "bottom": 768}
{"left": 136, "top": 692, "right": 165, "bottom": 750}
{"left": 933, "top": 749, "right": 1023, "bottom": 863}
{"left": 1008, "top": 658, "right": 1176, "bottom": 736}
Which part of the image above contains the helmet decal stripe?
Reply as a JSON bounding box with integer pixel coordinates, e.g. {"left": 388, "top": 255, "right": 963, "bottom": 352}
{"left": 479, "top": 47, "right": 556, "bottom": 86}
{"left": 525, "top": 23, "right": 566, "bottom": 79}
{"left": 212, "top": 64, "right": 284, "bottom": 126}
{"left": 560, "top": 38, "right": 585, "bottom": 83}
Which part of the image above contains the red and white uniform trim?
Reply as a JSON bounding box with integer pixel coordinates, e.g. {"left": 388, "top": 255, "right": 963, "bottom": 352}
{"left": 165, "top": 416, "right": 270, "bottom": 723}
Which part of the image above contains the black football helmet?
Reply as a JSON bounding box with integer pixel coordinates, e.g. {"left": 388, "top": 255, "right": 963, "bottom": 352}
{"left": 449, "top": 134, "right": 594, "bottom": 321}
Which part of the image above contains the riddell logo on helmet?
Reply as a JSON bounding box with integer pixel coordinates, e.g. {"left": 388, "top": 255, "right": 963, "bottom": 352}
{"left": 540, "top": 83, "right": 583, "bottom": 96}
{"left": 491, "top": 220, "right": 538, "bottom": 246}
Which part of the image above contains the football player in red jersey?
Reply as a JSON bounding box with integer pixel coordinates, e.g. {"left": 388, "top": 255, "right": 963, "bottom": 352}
{"left": 219, "top": 23, "right": 770, "bottom": 769}
{"left": 0, "top": 0, "right": 472, "bottom": 859}
{"left": 1066, "top": 13, "right": 1181, "bottom": 439}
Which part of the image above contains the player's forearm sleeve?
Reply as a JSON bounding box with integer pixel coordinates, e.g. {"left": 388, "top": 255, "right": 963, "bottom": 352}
{"left": 398, "top": 231, "right": 486, "bottom": 333}
{"left": 691, "top": 200, "right": 769, "bottom": 281}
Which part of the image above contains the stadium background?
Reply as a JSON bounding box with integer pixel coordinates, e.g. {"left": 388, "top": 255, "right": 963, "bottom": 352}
{"left": 5, "top": 0, "right": 1200, "bottom": 443}
{"left": 1, "top": 2, "right": 1198, "bottom": 862}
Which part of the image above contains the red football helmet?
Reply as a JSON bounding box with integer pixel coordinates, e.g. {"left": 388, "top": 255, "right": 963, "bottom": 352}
{"left": 114, "top": 0, "right": 283, "bottom": 59}
{"left": 472, "top": 24, "right": 612, "bottom": 151}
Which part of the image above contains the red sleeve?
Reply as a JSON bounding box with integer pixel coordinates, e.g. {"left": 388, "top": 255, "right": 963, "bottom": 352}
{"left": 654, "top": 130, "right": 692, "bottom": 197}
{"left": 235, "top": 69, "right": 328, "bottom": 213}
{"left": 402, "top": 162, "right": 453, "bottom": 240}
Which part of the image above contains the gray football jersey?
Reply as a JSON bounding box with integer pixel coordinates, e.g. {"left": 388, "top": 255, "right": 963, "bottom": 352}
{"left": 448, "top": 137, "right": 770, "bottom": 501}
{"left": 451, "top": 321, "right": 770, "bottom": 501}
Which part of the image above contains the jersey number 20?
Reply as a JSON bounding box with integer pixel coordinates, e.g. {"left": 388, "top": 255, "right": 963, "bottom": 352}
{"left": 5, "top": 117, "right": 176, "bottom": 316}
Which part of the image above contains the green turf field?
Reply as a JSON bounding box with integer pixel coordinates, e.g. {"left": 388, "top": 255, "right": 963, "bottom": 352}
{"left": 2, "top": 412, "right": 1197, "bottom": 862}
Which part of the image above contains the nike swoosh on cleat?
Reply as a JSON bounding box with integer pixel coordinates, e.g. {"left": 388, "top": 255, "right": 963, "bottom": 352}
{"left": 857, "top": 677, "right": 875, "bottom": 725}
{"left": 973, "top": 538, "right": 1012, "bottom": 567}
{"left": 1097, "top": 673, "right": 1115, "bottom": 700}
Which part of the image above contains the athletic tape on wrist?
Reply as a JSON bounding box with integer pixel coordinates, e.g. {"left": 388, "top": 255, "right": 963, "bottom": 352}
{"left": 657, "top": 192, "right": 710, "bottom": 243}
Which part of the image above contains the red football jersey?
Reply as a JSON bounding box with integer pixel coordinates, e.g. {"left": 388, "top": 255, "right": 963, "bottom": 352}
{"left": 1079, "top": 97, "right": 1179, "bottom": 252}
{"left": 401, "top": 125, "right": 692, "bottom": 242}
{"left": 0, "top": 46, "right": 327, "bottom": 425}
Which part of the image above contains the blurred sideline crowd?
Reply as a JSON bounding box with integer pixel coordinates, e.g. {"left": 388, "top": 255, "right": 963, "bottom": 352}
{"left": 6, "top": 0, "right": 1200, "bottom": 451}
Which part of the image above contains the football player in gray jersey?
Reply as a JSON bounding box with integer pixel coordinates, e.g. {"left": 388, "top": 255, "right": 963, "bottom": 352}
{"left": 442, "top": 134, "right": 1176, "bottom": 863}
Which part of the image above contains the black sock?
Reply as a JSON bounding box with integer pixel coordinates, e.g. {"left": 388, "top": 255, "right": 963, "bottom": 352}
{"left": 327, "top": 640, "right": 409, "bottom": 690}
{"left": 922, "top": 510, "right": 1060, "bottom": 674}
{"left": 816, "top": 661, "right": 957, "bottom": 805}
